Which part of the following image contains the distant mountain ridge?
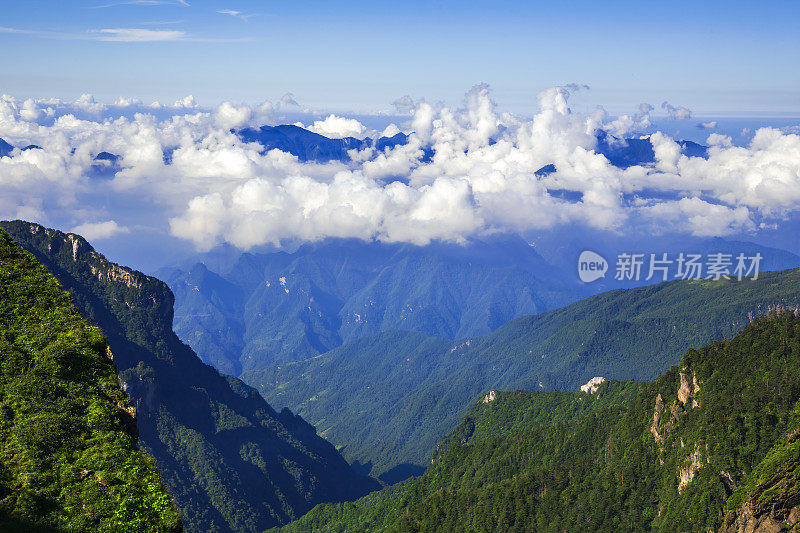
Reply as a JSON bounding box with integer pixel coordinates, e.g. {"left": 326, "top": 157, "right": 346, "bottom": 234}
{"left": 0, "top": 220, "right": 378, "bottom": 533}
{"left": 160, "top": 235, "right": 586, "bottom": 374}
{"left": 236, "top": 124, "right": 409, "bottom": 162}
{"left": 0, "top": 123, "right": 710, "bottom": 170}
{"left": 245, "top": 267, "right": 800, "bottom": 478}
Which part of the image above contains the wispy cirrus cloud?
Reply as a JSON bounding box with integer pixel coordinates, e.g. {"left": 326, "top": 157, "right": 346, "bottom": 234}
{"left": 91, "top": 28, "right": 186, "bottom": 41}
{"left": 0, "top": 25, "right": 184, "bottom": 42}
{"left": 92, "top": 0, "right": 190, "bottom": 8}
{"left": 0, "top": 25, "right": 249, "bottom": 43}
{"left": 217, "top": 9, "right": 257, "bottom": 22}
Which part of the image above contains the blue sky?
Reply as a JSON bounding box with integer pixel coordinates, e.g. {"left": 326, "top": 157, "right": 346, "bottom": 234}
{"left": 1, "top": 0, "right": 798, "bottom": 115}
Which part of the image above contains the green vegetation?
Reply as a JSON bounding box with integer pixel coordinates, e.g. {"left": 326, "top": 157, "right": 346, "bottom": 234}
{"left": 0, "top": 229, "right": 181, "bottom": 532}
{"left": 245, "top": 269, "right": 800, "bottom": 478}
{"left": 723, "top": 395, "right": 800, "bottom": 518}
{"left": 0, "top": 221, "right": 378, "bottom": 533}
{"left": 276, "top": 311, "right": 800, "bottom": 532}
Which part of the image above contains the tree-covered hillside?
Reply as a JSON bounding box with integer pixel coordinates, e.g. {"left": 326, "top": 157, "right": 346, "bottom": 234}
{"left": 276, "top": 311, "right": 800, "bottom": 532}
{"left": 0, "top": 221, "right": 378, "bottom": 533}
{"left": 245, "top": 269, "right": 800, "bottom": 478}
{"left": 0, "top": 229, "right": 181, "bottom": 532}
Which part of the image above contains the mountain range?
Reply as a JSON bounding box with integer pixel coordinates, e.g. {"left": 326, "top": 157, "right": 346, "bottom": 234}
{"left": 159, "top": 235, "right": 584, "bottom": 375}
{"left": 236, "top": 124, "right": 409, "bottom": 163}
{"left": 244, "top": 267, "right": 800, "bottom": 479}
{"left": 161, "top": 230, "right": 800, "bottom": 379}
{"left": 4, "top": 217, "right": 800, "bottom": 531}
{"left": 275, "top": 310, "right": 800, "bottom": 532}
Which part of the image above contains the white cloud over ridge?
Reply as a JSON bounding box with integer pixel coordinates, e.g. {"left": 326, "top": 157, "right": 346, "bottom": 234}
{"left": 304, "top": 115, "right": 367, "bottom": 139}
{"left": 0, "top": 86, "right": 799, "bottom": 252}
{"left": 72, "top": 220, "right": 130, "bottom": 240}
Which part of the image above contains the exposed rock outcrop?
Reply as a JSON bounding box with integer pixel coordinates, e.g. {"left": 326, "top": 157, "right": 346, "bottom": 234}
{"left": 580, "top": 376, "right": 606, "bottom": 394}
{"left": 678, "top": 445, "right": 703, "bottom": 493}
{"left": 651, "top": 393, "right": 665, "bottom": 443}
{"left": 651, "top": 367, "right": 701, "bottom": 447}
{"left": 719, "top": 502, "right": 800, "bottom": 533}
{"left": 678, "top": 369, "right": 701, "bottom": 407}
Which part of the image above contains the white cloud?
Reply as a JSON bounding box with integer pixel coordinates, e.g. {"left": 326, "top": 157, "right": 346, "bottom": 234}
{"left": 214, "top": 102, "right": 252, "bottom": 130}
{"left": 661, "top": 101, "right": 692, "bottom": 120}
{"left": 218, "top": 9, "right": 255, "bottom": 22}
{"left": 0, "top": 86, "right": 799, "bottom": 252}
{"left": 173, "top": 94, "right": 198, "bottom": 108}
{"left": 698, "top": 121, "right": 718, "bottom": 129}
{"left": 71, "top": 220, "right": 130, "bottom": 240}
{"left": 306, "top": 115, "right": 367, "bottom": 139}
{"left": 640, "top": 198, "right": 753, "bottom": 237}
{"left": 381, "top": 124, "right": 401, "bottom": 138}
{"left": 92, "top": 28, "right": 186, "bottom": 42}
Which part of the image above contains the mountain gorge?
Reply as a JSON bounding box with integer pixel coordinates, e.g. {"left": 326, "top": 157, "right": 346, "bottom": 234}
{"left": 276, "top": 311, "right": 800, "bottom": 532}
{"left": 245, "top": 268, "right": 800, "bottom": 478}
{"left": 0, "top": 221, "right": 378, "bottom": 533}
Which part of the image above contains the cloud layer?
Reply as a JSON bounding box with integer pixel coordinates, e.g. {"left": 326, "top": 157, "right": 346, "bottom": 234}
{"left": 0, "top": 87, "right": 799, "bottom": 252}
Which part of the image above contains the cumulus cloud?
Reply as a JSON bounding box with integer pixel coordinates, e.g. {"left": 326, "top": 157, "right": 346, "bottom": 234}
{"left": 640, "top": 198, "right": 753, "bottom": 237}
{"left": 0, "top": 86, "right": 799, "bottom": 253}
{"left": 698, "top": 121, "right": 718, "bottom": 129}
{"left": 173, "top": 94, "right": 198, "bottom": 109}
{"left": 605, "top": 102, "right": 654, "bottom": 137}
{"left": 214, "top": 101, "right": 252, "bottom": 130}
{"left": 304, "top": 114, "right": 367, "bottom": 139}
{"left": 72, "top": 220, "right": 130, "bottom": 240}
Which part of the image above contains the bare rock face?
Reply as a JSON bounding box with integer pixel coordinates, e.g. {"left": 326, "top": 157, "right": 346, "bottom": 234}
{"left": 649, "top": 365, "right": 708, "bottom": 491}
{"left": 678, "top": 445, "right": 703, "bottom": 493}
{"left": 718, "top": 502, "right": 799, "bottom": 533}
{"left": 482, "top": 390, "right": 496, "bottom": 403}
{"left": 720, "top": 470, "right": 738, "bottom": 496}
{"left": 651, "top": 393, "right": 665, "bottom": 444}
{"left": 580, "top": 376, "right": 606, "bottom": 394}
{"left": 678, "top": 369, "right": 701, "bottom": 407}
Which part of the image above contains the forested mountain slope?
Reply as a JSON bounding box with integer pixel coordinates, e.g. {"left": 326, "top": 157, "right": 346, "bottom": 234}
{"left": 0, "top": 221, "right": 378, "bottom": 533}
{"left": 276, "top": 311, "right": 800, "bottom": 532}
{"left": 245, "top": 269, "right": 800, "bottom": 478}
{"left": 160, "top": 235, "right": 584, "bottom": 373}
{"left": 0, "top": 229, "right": 181, "bottom": 531}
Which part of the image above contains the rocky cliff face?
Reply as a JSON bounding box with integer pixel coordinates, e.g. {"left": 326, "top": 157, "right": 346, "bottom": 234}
{"left": 719, "top": 404, "right": 800, "bottom": 533}
{"left": 0, "top": 220, "right": 379, "bottom": 533}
